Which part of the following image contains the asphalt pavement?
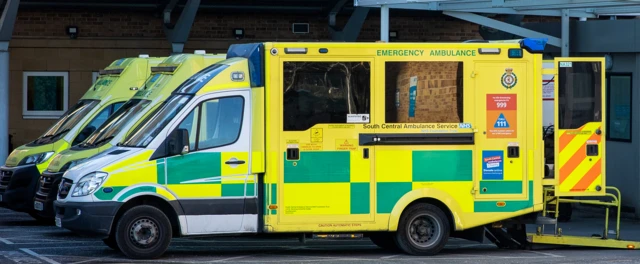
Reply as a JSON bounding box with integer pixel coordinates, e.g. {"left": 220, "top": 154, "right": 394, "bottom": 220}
{"left": 1, "top": 207, "right": 640, "bottom": 263}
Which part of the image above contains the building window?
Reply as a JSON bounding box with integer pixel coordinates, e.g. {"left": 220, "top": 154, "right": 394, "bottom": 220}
{"left": 282, "top": 61, "right": 371, "bottom": 131}
{"left": 23, "top": 71, "right": 69, "bottom": 119}
{"left": 384, "top": 61, "right": 464, "bottom": 123}
{"left": 606, "top": 73, "right": 632, "bottom": 142}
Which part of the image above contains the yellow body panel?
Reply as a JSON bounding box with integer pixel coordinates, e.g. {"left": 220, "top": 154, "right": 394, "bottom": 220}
{"left": 261, "top": 41, "right": 544, "bottom": 233}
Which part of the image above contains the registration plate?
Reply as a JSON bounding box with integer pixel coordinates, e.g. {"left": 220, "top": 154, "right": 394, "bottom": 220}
{"left": 34, "top": 201, "right": 43, "bottom": 211}
{"left": 55, "top": 216, "right": 61, "bottom": 227}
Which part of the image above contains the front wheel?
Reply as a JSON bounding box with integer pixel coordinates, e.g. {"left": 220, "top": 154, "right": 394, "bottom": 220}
{"left": 114, "top": 205, "right": 172, "bottom": 259}
{"left": 394, "top": 203, "right": 450, "bottom": 256}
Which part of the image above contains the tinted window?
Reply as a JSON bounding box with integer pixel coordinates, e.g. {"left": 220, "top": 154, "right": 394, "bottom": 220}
{"left": 197, "top": 97, "right": 244, "bottom": 149}
{"left": 558, "top": 61, "right": 602, "bottom": 129}
{"left": 283, "top": 61, "right": 371, "bottom": 131}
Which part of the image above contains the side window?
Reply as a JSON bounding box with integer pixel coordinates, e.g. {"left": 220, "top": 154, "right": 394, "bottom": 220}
{"left": 198, "top": 97, "right": 244, "bottom": 149}
{"left": 606, "top": 73, "right": 631, "bottom": 142}
{"left": 558, "top": 61, "right": 602, "bottom": 129}
{"left": 175, "top": 106, "right": 200, "bottom": 151}
{"left": 384, "top": 61, "right": 463, "bottom": 123}
{"left": 72, "top": 102, "right": 121, "bottom": 145}
{"left": 283, "top": 61, "right": 371, "bottom": 131}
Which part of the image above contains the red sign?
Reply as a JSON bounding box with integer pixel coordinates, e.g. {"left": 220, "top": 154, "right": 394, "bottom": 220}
{"left": 486, "top": 94, "right": 517, "bottom": 138}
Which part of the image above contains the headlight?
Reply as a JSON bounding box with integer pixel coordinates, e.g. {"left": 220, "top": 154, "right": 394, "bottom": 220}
{"left": 72, "top": 172, "right": 108, "bottom": 197}
{"left": 18, "top": 152, "right": 55, "bottom": 166}
{"left": 60, "top": 158, "right": 88, "bottom": 172}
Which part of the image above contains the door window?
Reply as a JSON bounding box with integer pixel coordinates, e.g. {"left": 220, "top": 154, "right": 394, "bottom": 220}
{"left": 198, "top": 97, "right": 244, "bottom": 149}
{"left": 171, "top": 96, "right": 245, "bottom": 153}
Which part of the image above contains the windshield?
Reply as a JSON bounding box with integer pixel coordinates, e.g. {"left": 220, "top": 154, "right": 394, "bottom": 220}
{"left": 29, "top": 100, "right": 100, "bottom": 145}
{"left": 121, "top": 95, "right": 193, "bottom": 148}
{"left": 75, "top": 99, "right": 152, "bottom": 149}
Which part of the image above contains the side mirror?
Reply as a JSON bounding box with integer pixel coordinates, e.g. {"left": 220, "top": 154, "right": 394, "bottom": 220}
{"left": 167, "top": 128, "right": 190, "bottom": 156}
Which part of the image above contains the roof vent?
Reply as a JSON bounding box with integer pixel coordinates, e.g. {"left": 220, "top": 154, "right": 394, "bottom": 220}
{"left": 139, "top": 54, "right": 150, "bottom": 58}
{"left": 194, "top": 50, "right": 206, "bottom": 55}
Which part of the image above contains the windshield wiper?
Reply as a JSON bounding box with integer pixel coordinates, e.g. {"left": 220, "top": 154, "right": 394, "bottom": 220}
{"left": 33, "top": 129, "right": 70, "bottom": 144}
{"left": 50, "top": 129, "right": 71, "bottom": 139}
{"left": 91, "top": 136, "right": 115, "bottom": 147}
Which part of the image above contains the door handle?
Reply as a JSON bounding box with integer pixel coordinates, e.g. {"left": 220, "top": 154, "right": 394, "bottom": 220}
{"left": 225, "top": 160, "right": 246, "bottom": 165}
{"left": 363, "top": 148, "right": 369, "bottom": 159}
{"left": 507, "top": 146, "right": 519, "bottom": 158}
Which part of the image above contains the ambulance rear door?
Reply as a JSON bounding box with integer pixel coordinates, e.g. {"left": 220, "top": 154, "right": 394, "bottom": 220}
{"left": 554, "top": 58, "right": 606, "bottom": 197}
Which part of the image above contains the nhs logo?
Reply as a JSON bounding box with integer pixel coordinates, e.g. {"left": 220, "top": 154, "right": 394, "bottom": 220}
{"left": 459, "top": 123, "right": 472, "bottom": 129}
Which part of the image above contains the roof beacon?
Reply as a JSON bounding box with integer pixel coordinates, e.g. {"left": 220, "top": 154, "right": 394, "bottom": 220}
{"left": 520, "top": 38, "right": 547, "bottom": 54}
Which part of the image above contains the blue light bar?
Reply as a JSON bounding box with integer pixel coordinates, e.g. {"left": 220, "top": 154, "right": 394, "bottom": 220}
{"left": 226, "top": 43, "right": 264, "bottom": 87}
{"left": 520, "top": 38, "right": 547, "bottom": 54}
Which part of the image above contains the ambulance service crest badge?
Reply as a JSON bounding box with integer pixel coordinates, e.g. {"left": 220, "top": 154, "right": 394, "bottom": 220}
{"left": 501, "top": 67, "right": 517, "bottom": 89}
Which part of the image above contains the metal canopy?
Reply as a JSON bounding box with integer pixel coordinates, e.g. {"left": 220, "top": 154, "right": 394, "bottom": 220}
{"left": 355, "top": 0, "right": 640, "bottom": 55}
{"left": 354, "top": 0, "right": 640, "bottom": 17}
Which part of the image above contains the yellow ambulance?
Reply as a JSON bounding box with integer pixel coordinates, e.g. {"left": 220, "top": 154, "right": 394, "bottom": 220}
{"left": 0, "top": 55, "right": 164, "bottom": 222}
{"left": 53, "top": 39, "right": 629, "bottom": 259}
{"left": 31, "top": 52, "right": 226, "bottom": 221}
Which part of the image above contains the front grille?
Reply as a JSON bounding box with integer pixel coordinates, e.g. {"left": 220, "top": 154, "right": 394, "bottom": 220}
{"left": 0, "top": 169, "right": 13, "bottom": 193}
{"left": 35, "top": 175, "right": 55, "bottom": 200}
{"left": 58, "top": 179, "right": 73, "bottom": 199}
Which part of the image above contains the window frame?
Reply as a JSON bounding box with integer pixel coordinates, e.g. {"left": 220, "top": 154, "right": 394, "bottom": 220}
{"left": 605, "top": 72, "right": 632, "bottom": 142}
{"left": 172, "top": 95, "right": 245, "bottom": 154}
{"left": 22, "top": 71, "right": 70, "bottom": 119}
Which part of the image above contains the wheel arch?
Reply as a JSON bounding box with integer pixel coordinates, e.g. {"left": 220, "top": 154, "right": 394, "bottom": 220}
{"left": 109, "top": 194, "right": 183, "bottom": 238}
{"left": 387, "top": 188, "right": 465, "bottom": 232}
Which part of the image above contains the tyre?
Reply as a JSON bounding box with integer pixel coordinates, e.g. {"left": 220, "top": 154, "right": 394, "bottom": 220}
{"left": 369, "top": 232, "right": 399, "bottom": 251}
{"left": 114, "top": 205, "right": 172, "bottom": 259}
{"left": 28, "top": 212, "right": 53, "bottom": 225}
{"left": 394, "top": 203, "right": 450, "bottom": 256}
{"left": 103, "top": 235, "right": 119, "bottom": 251}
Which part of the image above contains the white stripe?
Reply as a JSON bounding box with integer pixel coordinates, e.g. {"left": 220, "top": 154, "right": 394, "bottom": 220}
{"left": 19, "top": 248, "right": 60, "bottom": 264}
{"left": 0, "top": 237, "right": 13, "bottom": 244}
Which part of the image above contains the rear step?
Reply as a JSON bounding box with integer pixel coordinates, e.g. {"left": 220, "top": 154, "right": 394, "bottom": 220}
{"left": 527, "top": 186, "right": 640, "bottom": 250}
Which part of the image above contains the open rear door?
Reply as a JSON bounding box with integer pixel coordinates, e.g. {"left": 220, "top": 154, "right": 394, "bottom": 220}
{"left": 554, "top": 58, "right": 606, "bottom": 197}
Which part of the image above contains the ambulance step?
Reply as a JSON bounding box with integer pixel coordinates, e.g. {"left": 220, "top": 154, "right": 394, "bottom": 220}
{"left": 535, "top": 216, "right": 557, "bottom": 225}
{"left": 528, "top": 233, "right": 640, "bottom": 249}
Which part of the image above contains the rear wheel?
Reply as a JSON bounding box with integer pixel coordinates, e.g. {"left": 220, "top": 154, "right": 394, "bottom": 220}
{"left": 394, "top": 203, "right": 450, "bottom": 256}
{"left": 369, "top": 232, "right": 399, "bottom": 251}
{"left": 114, "top": 205, "right": 172, "bottom": 259}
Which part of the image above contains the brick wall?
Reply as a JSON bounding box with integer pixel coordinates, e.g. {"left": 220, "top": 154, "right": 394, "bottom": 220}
{"left": 386, "top": 62, "right": 462, "bottom": 123}
{"left": 13, "top": 10, "right": 482, "bottom": 42}
{"left": 6, "top": 9, "right": 552, "bottom": 147}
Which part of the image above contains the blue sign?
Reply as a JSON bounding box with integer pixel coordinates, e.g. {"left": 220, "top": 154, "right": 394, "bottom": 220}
{"left": 494, "top": 113, "right": 510, "bottom": 128}
{"left": 408, "top": 76, "right": 417, "bottom": 118}
{"left": 482, "top": 150, "right": 504, "bottom": 180}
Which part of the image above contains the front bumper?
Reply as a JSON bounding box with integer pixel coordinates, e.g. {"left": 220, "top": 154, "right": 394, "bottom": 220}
{"left": 54, "top": 200, "right": 121, "bottom": 238}
{"left": 0, "top": 165, "right": 41, "bottom": 212}
{"left": 32, "top": 171, "right": 65, "bottom": 218}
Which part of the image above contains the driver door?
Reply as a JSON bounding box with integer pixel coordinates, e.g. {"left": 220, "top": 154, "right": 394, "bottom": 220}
{"left": 162, "top": 90, "right": 253, "bottom": 235}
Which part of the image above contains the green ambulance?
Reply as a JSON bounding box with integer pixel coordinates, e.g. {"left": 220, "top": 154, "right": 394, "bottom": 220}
{"left": 31, "top": 52, "right": 226, "bottom": 221}
{"left": 0, "top": 55, "right": 165, "bottom": 222}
